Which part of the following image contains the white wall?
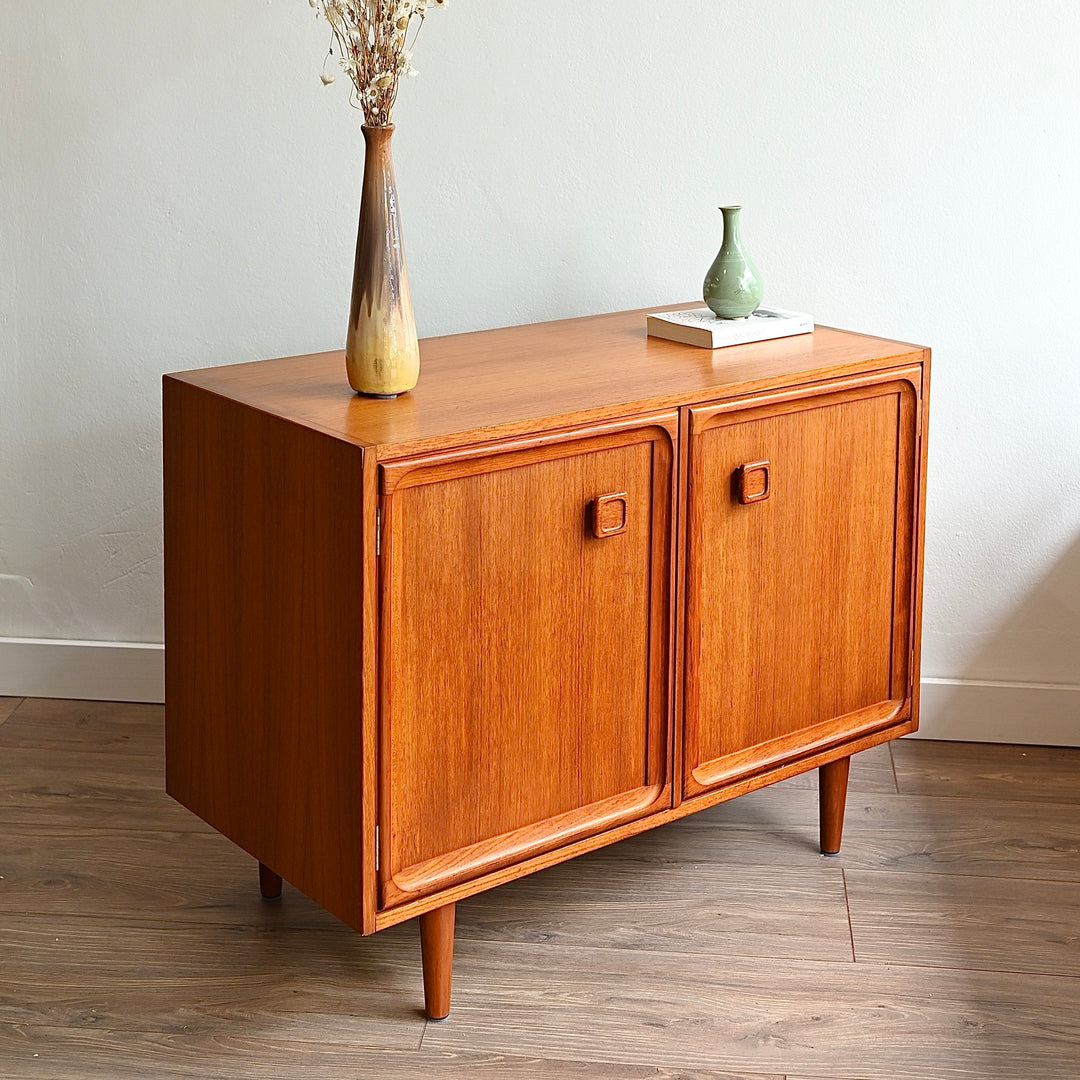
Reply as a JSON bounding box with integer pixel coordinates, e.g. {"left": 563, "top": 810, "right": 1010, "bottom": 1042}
{"left": 2, "top": 2, "right": 1079, "bottom": 740}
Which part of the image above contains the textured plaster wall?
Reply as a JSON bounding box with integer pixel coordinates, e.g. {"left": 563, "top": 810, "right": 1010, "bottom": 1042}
{"left": 2, "top": 1, "right": 1079, "bottom": 694}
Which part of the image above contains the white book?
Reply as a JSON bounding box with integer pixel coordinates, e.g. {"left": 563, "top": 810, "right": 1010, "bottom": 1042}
{"left": 646, "top": 305, "right": 814, "bottom": 349}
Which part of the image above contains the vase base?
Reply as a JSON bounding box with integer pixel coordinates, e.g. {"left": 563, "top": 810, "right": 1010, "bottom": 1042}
{"left": 359, "top": 392, "right": 402, "bottom": 399}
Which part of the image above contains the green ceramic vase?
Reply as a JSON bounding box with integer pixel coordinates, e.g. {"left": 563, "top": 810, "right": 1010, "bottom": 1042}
{"left": 703, "top": 205, "right": 764, "bottom": 319}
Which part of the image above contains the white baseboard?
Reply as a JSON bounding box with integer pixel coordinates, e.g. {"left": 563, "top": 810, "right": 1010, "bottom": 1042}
{"left": 0, "top": 637, "right": 164, "bottom": 704}
{"left": 914, "top": 677, "right": 1080, "bottom": 747}
{"left": 1, "top": 642, "right": 1077, "bottom": 746}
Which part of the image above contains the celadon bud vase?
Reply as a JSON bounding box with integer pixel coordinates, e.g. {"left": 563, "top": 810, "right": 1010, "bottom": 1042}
{"left": 703, "top": 205, "right": 764, "bottom": 319}
{"left": 346, "top": 125, "right": 421, "bottom": 397}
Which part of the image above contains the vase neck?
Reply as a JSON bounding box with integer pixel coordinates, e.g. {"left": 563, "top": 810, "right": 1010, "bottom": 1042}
{"left": 363, "top": 125, "right": 395, "bottom": 156}
{"left": 362, "top": 125, "right": 397, "bottom": 193}
{"left": 720, "top": 206, "right": 743, "bottom": 247}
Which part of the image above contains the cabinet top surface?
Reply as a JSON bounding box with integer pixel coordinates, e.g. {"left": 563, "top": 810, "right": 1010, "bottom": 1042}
{"left": 165, "top": 306, "right": 927, "bottom": 455}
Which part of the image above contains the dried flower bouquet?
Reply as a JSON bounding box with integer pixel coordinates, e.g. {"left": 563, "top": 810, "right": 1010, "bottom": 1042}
{"left": 310, "top": 0, "right": 447, "bottom": 127}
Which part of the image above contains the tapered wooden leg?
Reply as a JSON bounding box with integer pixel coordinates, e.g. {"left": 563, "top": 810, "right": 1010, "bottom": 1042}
{"left": 259, "top": 861, "right": 282, "bottom": 900}
{"left": 819, "top": 755, "right": 852, "bottom": 855}
{"left": 419, "top": 902, "right": 455, "bottom": 1020}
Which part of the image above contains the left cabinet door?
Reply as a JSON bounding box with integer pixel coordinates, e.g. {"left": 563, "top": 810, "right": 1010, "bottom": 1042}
{"left": 378, "top": 416, "right": 676, "bottom": 909}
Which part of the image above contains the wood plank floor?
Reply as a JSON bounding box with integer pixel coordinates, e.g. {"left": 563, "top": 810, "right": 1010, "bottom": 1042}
{"left": 1, "top": 697, "right": 1078, "bottom": 1079}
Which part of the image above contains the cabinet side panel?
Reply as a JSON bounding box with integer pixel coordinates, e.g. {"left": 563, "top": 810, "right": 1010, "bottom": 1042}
{"left": 163, "top": 378, "right": 367, "bottom": 931}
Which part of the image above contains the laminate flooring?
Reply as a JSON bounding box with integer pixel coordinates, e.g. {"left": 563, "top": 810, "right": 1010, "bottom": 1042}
{"left": 1, "top": 697, "right": 1078, "bottom": 1079}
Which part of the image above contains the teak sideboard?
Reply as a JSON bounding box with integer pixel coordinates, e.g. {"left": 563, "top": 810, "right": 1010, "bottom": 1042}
{"left": 163, "top": 307, "right": 929, "bottom": 1019}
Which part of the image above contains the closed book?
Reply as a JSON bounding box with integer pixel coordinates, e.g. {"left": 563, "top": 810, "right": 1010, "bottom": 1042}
{"left": 647, "top": 305, "right": 814, "bottom": 349}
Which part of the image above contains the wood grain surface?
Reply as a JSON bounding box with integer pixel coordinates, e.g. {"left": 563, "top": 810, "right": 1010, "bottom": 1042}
{"left": 0, "top": 697, "right": 161, "bottom": 751}
{"left": 164, "top": 378, "right": 370, "bottom": 933}
{"left": 421, "top": 939, "right": 1080, "bottom": 1080}
{"left": 589, "top": 783, "right": 1080, "bottom": 897}
{"left": 892, "top": 738, "right": 1080, "bottom": 803}
{"left": 453, "top": 858, "right": 854, "bottom": 963}
{"left": 0, "top": 696, "right": 23, "bottom": 727}
{"left": 2, "top": 700, "right": 1079, "bottom": 1077}
{"left": 165, "top": 309, "right": 927, "bottom": 460}
{"left": 846, "top": 868, "right": 1080, "bottom": 976}
{"left": 380, "top": 420, "right": 674, "bottom": 906}
{"left": 0, "top": 746, "right": 184, "bottom": 832}
{"left": 683, "top": 378, "right": 917, "bottom": 796}
{"left": 0, "top": 1029, "right": 779, "bottom": 1080}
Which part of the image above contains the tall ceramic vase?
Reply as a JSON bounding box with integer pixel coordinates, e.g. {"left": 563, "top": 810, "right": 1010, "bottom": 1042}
{"left": 703, "top": 205, "right": 764, "bottom": 320}
{"left": 346, "top": 125, "right": 421, "bottom": 397}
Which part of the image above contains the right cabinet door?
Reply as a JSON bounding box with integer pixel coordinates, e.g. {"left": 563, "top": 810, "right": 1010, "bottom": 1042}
{"left": 683, "top": 372, "right": 921, "bottom": 798}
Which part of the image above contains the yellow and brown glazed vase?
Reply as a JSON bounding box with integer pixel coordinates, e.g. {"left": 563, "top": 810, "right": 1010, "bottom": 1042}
{"left": 346, "top": 125, "right": 420, "bottom": 397}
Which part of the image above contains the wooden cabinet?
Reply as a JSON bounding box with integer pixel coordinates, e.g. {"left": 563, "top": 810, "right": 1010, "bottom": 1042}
{"left": 164, "top": 308, "right": 928, "bottom": 1020}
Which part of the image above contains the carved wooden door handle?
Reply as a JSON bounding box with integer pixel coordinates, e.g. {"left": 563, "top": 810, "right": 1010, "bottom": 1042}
{"left": 591, "top": 492, "right": 629, "bottom": 537}
{"left": 735, "top": 461, "right": 770, "bottom": 504}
